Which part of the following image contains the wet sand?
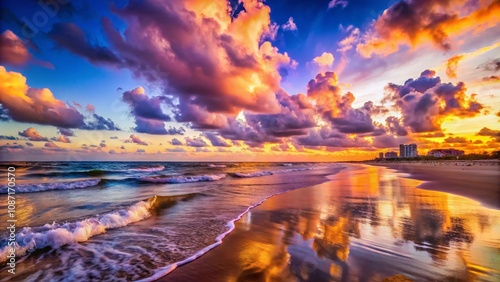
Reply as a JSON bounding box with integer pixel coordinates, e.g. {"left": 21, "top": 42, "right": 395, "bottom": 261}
{"left": 372, "top": 161, "right": 500, "bottom": 209}
{"left": 159, "top": 164, "right": 500, "bottom": 282}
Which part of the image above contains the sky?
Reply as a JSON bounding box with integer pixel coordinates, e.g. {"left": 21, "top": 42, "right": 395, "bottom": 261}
{"left": 0, "top": 0, "right": 499, "bottom": 161}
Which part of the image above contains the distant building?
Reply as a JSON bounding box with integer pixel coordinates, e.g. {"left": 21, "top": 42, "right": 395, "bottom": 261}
{"left": 385, "top": 151, "right": 398, "bottom": 158}
{"left": 427, "top": 149, "right": 464, "bottom": 158}
{"left": 379, "top": 152, "right": 384, "bottom": 159}
{"left": 399, "top": 144, "right": 418, "bottom": 158}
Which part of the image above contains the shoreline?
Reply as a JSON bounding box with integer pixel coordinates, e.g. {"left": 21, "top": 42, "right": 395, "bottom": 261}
{"left": 158, "top": 164, "right": 500, "bottom": 281}
{"left": 368, "top": 161, "right": 500, "bottom": 209}
{"left": 142, "top": 165, "right": 346, "bottom": 281}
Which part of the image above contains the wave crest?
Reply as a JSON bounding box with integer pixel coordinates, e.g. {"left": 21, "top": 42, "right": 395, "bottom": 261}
{"left": 0, "top": 193, "right": 199, "bottom": 263}
{"left": 0, "top": 200, "right": 152, "bottom": 263}
{"left": 141, "top": 174, "right": 226, "bottom": 183}
{"left": 0, "top": 179, "right": 101, "bottom": 194}
{"left": 233, "top": 171, "right": 273, "bottom": 178}
{"left": 128, "top": 166, "right": 165, "bottom": 172}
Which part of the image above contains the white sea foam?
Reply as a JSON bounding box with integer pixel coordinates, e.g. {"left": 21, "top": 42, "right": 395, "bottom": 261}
{"left": 138, "top": 192, "right": 281, "bottom": 282}
{"left": 0, "top": 179, "right": 101, "bottom": 194}
{"left": 128, "top": 166, "right": 165, "bottom": 172}
{"left": 274, "top": 167, "right": 313, "bottom": 174}
{"left": 141, "top": 174, "right": 227, "bottom": 183}
{"left": 208, "top": 164, "right": 226, "bottom": 168}
{"left": 233, "top": 171, "right": 273, "bottom": 178}
{"left": 233, "top": 167, "right": 312, "bottom": 178}
{"left": 0, "top": 200, "right": 153, "bottom": 263}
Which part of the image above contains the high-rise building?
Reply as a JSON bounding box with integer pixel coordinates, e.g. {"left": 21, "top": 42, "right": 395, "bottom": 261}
{"left": 385, "top": 151, "right": 398, "bottom": 158}
{"left": 399, "top": 144, "right": 418, "bottom": 158}
{"left": 379, "top": 152, "right": 384, "bottom": 159}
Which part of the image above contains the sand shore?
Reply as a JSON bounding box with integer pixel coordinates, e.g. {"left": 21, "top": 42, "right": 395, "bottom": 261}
{"left": 370, "top": 161, "right": 500, "bottom": 209}
{"left": 158, "top": 164, "right": 500, "bottom": 281}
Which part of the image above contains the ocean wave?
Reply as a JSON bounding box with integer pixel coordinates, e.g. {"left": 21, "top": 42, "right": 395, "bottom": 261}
{"left": 0, "top": 200, "right": 151, "bottom": 263}
{"left": 0, "top": 179, "right": 101, "bottom": 194}
{"left": 25, "top": 166, "right": 165, "bottom": 178}
{"left": 233, "top": 171, "right": 273, "bottom": 178}
{"left": 139, "top": 193, "right": 280, "bottom": 282}
{"left": 128, "top": 166, "right": 165, "bottom": 172}
{"left": 232, "top": 167, "right": 313, "bottom": 178}
{"left": 140, "top": 174, "right": 227, "bottom": 183}
{"left": 0, "top": 194, "right": 197, "bottom": 263}
{"left": 274, "top": 167, "right": 313, "bottom": 174}
{"left": 208, "top": 164, "right": 226, "bottom": 168}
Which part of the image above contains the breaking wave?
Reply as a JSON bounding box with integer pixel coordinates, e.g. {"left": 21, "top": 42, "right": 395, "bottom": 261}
{"left": 140, "top": 174, "right": 227, "bottom": 183}
{"left": 232, "top": 167, "right": 313, "bottom": 178}
{"left": 233, "top": 171, "right": 273, "bottom": 178}
{"left": 208, "top": 164, "right": 226, "bottom": 168}
{"left": 0, "top": 179, "right": 101, "bottom": 194}
{"left": 127, "top": 166, "right": 165, "bottom": 172}
{"left": 0, "top": 194, "right": 197, "bottom": 263}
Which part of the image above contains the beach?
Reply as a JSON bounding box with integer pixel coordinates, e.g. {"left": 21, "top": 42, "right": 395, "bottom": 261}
{"left": 160, "top": 164, "right": 500, "bottom": 282}
{"left": 371, "top": 161, "right": 500, "bottom": 209}
{"left": 0, "top": 162, "right": 343, "bottom": 281}
{"left": 1, "top": 162, "right": 498, "bottom": 281}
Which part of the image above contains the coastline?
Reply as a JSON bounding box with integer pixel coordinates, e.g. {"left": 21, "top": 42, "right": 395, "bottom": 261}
{"left": 368, "top": 160, "right": 500, "bottom": 209}
{"left": 157, "top": 164, "right": 500, "bottom": 281}
{"left": 135, "top": 165, "right": 346, "bottom": 281}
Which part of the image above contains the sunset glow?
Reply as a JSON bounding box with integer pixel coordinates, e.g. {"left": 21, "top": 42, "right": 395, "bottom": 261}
{"left": 0, "top": 0, "right": 499, "bottom": 161}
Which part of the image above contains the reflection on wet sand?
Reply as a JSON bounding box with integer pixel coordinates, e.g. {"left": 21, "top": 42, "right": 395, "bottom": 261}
{"left": 161, "top": 164, "right": 500, "bottom": 282}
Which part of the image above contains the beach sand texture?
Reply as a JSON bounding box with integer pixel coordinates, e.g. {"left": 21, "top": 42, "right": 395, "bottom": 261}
{"left": 160, "top": 164, "right": 500, "bottom": 282}
{"left": 375, "top": 161, "right": 499, "bottom": 209}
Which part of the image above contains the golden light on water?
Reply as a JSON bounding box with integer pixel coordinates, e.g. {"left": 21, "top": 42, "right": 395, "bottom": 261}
{"left": 225, "top": 165, "right": 500, "bottom": 281}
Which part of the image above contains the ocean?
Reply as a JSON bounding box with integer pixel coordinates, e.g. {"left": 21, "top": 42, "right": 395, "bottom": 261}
{"left": 0, "top": 162, "right": 343, "bottom": 281}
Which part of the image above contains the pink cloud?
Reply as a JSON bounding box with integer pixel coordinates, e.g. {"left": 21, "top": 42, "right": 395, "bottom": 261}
{"left": 18, "top": 127, "right": 49, "bottom": 142}
{"left": 0, "top": 30, "right": 30, "bottom": 66}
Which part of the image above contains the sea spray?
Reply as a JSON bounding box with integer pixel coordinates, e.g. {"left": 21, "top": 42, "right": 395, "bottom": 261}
{"left": 0, "top": 200, "right": 152, "bottom": 262}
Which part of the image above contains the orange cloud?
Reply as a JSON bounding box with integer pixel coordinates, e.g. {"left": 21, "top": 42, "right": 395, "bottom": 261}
{"left": 82, "top": 0, "right": 297, "bottom": 129}
{"left": 0, "top": 66, "right": 86, "bottom": 128}
{"left": 52, "top": 135, "right": 71, "bottom": 143}
{"left": 356, "top": 0, "right": 500, "bottom": 58}
{"left": 18, "top": 127, "right": 49, "bottom": 142}
{"left": 312, "top": 52, "right": 335, "bottom": 68}
{"left": 445, "top": 55, "right": 463, "bottom": 78}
